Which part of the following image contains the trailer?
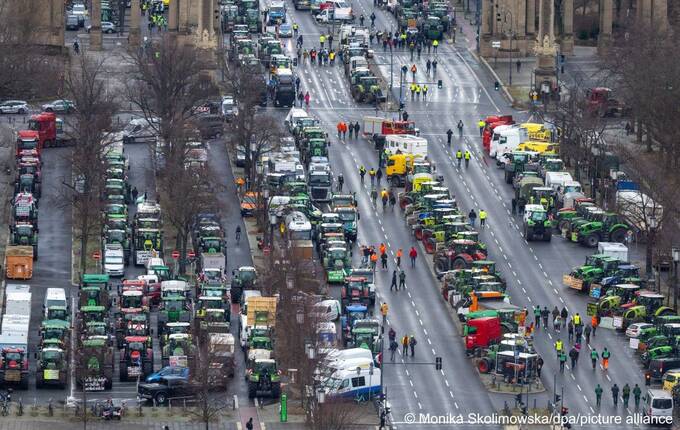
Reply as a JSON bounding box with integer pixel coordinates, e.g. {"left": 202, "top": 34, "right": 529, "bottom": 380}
{"left": 0, "top": 285, "right": 31, "bottom": 389}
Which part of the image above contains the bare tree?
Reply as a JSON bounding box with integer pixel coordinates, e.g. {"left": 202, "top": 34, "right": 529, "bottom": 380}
{"left": 224, "top": 65, "right": 282, "bottom": 184}
{"left": 125, "top": 36, "right": 218, "bottom": 161}
{"left": 62, "top": 55, "right": 118, "bottom": 276}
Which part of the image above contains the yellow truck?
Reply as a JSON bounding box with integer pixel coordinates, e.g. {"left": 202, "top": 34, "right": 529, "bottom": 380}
{"left": 5, "top": 246, "right": 33, "bottom": 280}
{"left": 520, "top": 123, "right": 556, "bottom": 142}
{"left": 246, "top": 297, "right": 278, "bottom": 327}
{"left": 386, "top": 153, "right": 417, "bottom": 186}
{"left": 517, "top": 140, "right": 559, "bottom": 155}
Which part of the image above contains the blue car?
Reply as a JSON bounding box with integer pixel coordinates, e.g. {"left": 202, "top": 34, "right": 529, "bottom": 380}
{"left": 145, "top": 366, "right": 189, "bottom": 383}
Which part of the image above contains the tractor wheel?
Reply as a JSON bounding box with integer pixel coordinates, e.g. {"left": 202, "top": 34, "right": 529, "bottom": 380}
{"left": 391, "top": 176, "right": 400, "bottom": 187}
{"left": 558, "top": 219, "right": 570, "bottom": 232}
{"left": 585, "top": 234, "right": 599, "bottom": 248}
{"left": 525, "top": 230, "right": 533, "bottom": 241}
{"left": 452, "top": 257, "right": 467, "bottom": 270}
{"left": 248, "top": 382, "right": 257, "bottom": 399}
{"left": 544, "top": 232, "right": 552, "bottom": 242}
{"left": 120, "top": 366, "right": 128, "bottom": 382}
{"left": 271, "top": 382, "right": 281, "bottom": 398}
{"left": 477, "top": 357, "right": 491, "bottom": 373}
{"left": 435, "top": 257, "right": 448, "bottom": 274}
{"left": 610, "top": 228, "right": 627, "bottom": 243}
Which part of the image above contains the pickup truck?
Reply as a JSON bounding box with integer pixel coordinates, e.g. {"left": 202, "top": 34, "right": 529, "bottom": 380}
{"left": 137, "top": 375, "right": 197, "bottom": 404}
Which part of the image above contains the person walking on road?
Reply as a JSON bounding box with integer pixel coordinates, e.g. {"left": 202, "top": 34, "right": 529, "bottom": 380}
{"left": 304, "top": 91, "right": 310, "bottom": 108}
{"left": 558, "top": 351, "right": 567, "bottom": 373}
{"left": 455, "top": 149, "right": 463, "bottom": 166}
{"left": 359, "top": 165, "right": 366, "bottom": 184}
{"left": 611, "top": 384, "right": 619, "bottom": 407}
{"left": 457, "top": 120, "right": 464, "bottom": 138}
{"left": 446, "top": 128, "right": 453, "bottom": 147}
{"left": 369, "top": 167, "right": 376, "bottom": 186}
{"left": 409, "top": 246, "right": 417, "bottom": 267}
{"left": 541, "top": 306, "right": 550, "bottom": 329}
{"left": 533, "top": 306, "right": 541, "bottom": 328}
{"left": 380, "top": 302, "right": 388, "bottom": 324}
{"left": 396, "top": 248, "right": 403, "bottom": 268}
{"left": 399, "top": 270, "right": 406, "bottom": 289}
{"left": 401, "top": 335, "right": 409, "bottom": 355}
{"left": 409, "top": 335, "right": 417, "bottom": 357}
{"left": 554, "top": 339, "right": 564, "bottom": 356}
{"left": 633, "top": 384, "right": 642, "bottom": 409}
{"left": 464, "top": 150, "right": 471, "bottom": 168}
{"left": 595, "top": 384, "right": 603, "bottom": 407}
{"left": 388, "top": 327, "right": 396, "bottom": 342}
{"left": 584, "top": 324, "right": 592, "bottom": 344}
{"left": 479, "top": 209, "right": 487, "bottom": 227}
{"left": 468, "top": 209, "right": 477, "bottom": 227}
{"left": 381, "top": 251, "right": 388, "bottom": 269}
{"left": 246, "top": 418, "right": 254, "bottom": 430}
{"left": 478, "top": 119, "right": 485, "bottom": 136}
{"left": 536, "top": 356, "right": 544, "bottom": 377}
{"left": 560, "top": 307, "right": 568, "bottom": 328}
{"left": 389, "top": 339, "right": 398, "bottom": 361}
{"left": 591, "top": 315, "right": 598, "bottom": 336}
{"left": 553, "top": 314, "right": 561, "bottom": 332}
{"left": 390, "top": 270, "right": 398, "bottom": 291}
{"left": 591, "top": 348, "right": 599, "bottom": 370}
{"left": 370, "top": 251, "right": 378, "bottom": 271}
{"left": 569, "top": 346, "right": 578, "bottom": 369}
{"left": 376, "top": 168, "right": 383, "bottom": 186}
{"left": 622, "top": 383, "right": 630, "bottom": 408}
{"left": 601, "top": 347, "right": 611, "bottom": 370}
{"left": 337, "top": 173, "right": 344, "bottom": 191}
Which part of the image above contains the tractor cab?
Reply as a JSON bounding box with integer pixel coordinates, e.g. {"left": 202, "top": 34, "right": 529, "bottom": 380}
{"left": 80, "top": 285, "right": 109, "bottom": 308}
{"left": 80, "top": 305, "right": 107, "bottom": 323}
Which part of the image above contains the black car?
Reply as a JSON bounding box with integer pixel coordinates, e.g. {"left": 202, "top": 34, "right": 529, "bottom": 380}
{"left": 137, "top": 375, "right": 197, "bottom": 404}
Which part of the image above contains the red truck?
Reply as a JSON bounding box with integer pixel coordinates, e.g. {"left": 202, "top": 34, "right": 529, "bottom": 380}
{"left": 464, "top": 316, "right": 502, "bottom": 354}
{"left": 15, "top": 130, "right": 41, "bottom": 158}
{"left": 482, "top": 115, "right": 514, "bottom": 152}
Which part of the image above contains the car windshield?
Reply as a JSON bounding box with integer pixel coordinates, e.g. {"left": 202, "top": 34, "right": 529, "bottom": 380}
{"left": 42, "top": 350, "right": 63, "bottom": 361}
{"left": 107, "top": 230, "right": 124, "bottom": 242}
{"left": 107, "top": 256, "right": 124, "bottom": 264}
{"left": 19, "top": 140, "right": 37, "bottom": 150}
{"left": 239, "top": 270, "right": 256, "bottom": 281}
{"left": 530, "top": 211, "right": 546, "bottom": 222}
{"left": 337, "top": 211, "right": 355, "bottom": 221}
{"left": 309, "top": 174, "right": 331, "bottom": 186}
{"left": 653, "top": 398, "right": 673, "bottom": 409}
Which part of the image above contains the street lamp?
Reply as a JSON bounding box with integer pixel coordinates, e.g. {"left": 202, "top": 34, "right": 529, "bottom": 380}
{"left": 672, "top": 247, "right": 680, "bottom": 311}
{"left": 646, "top": 216, "right": 658, "bottom": 286}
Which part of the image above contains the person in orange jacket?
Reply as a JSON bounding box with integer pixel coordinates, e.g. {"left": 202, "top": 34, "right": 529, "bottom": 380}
{"left": 396, "top": 248, "right": 403, "bottom": 268}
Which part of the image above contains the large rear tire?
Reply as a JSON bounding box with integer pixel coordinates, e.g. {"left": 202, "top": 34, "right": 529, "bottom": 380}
{"left": 585, "top": 234, "right": 599, "bottom": 248}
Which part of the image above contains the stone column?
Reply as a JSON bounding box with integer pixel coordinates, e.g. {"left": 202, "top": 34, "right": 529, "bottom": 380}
{"left": 597, "top": 0, "right": 612, "bottom": 54}
{"left": 90, "top": 0, "right": 103, "bottom": 51}
{"left": 168, "top": 0, "right": 179, "bottom": 32}
{"left": 128, "top": 0, "right": 141, "bottom": 48}
{"left": 560, "top": 0, "right": 574, "bottom": 54}
{"left": 179, "top": 0, "right": 190, "bottom": 34}
{"left": 526, "top": 0, "right": 535, "bottom": 34}
{"left": 480, "top": 0, "right": 493, "bottom": 56}
{"left": 534, "top": 0, "right": 557, "bottom": 91}
{"left": 652, "top": 0, "right": 668, "bottom": 32}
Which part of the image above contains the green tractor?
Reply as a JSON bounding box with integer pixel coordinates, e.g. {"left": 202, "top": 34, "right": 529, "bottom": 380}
{"left": 247, "top": 359, "right": 281, "bottom": 398}
{"left": 529, "top": 187, "right": 557, "bottom": 212}
{"left": 567, "top": 206, "right": 605, "bottom": 242}
{"left": 555, "top": 198, "right": 595, "bottom": 232}
{"left": 575, "top": 212, "right": 630, "bottom": 248}
{"left": 40, "top": 319, "right": 71, "bottom": 349}
{"left": 423, "top": 221, "right": 472, "bottom": 254}
{"left": 414, "top": 207, "right": 460, "bottom": 240}
{"left": 623, "top": 291, "right": 675, "bottom": 326}
{"left": 597, "top": 283, "right": 641, "bottom": 316}
{"left": 324, "top": 247, "right": 351, "bottom": 284}
{"left": 349, "top": 320, "right": 381, "bottom": 354}
{"left": 36, "top": 347, "right": 68, "bottom": 389}
{"left": 503, "top": 151, "right": 536, "bottom": 184}
{"left": 334, "top": 206, "right": 358, "bottom": 243}
{"left": 563, "top": 255, "right": 619, "bottom": 293}
{"left": 351, "top": 75, "right": 386, "bottom": 104}
{"left": 10, "top": 222, "right": 38, "bottom": 258}
{"left": 231, "top": 266, "right": 258, "bottom": 304}
{"left": 422, "top": 16, "right": 444, "bottom": 40}
{"left": 305, "top": 138, "right": 328, "bottom": 163}
{"left": 641, "top": 345, "right": 675, "bottom": 368}
{"left": 523, "top": 205, "right": 552, "bottom": 241}
{"left": 161, "top": 333, "right": 196, "bottom": 367}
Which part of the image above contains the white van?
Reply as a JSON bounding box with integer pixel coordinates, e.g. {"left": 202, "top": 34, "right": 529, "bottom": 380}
{"left": 323, "top": 367, "right": 381, "bottom": 400}
{"left": 489, "top": 124, "right": 514, "bottom": 158}
{"left": 44, "top": 288, "right": 67, "bottom": 317}
{"left": 327, "top": 356, "right": 373, "bottom": 373}
{"left": 315, "top": 1, "right": 353, "bottom": 23}
{"left": 643, "top": 389, "right": 673, "bottom": 426}
{"left": 545, "top": 171, "right": 573, "bottom": 190}
{"left": 325, "top": 347, "right": 373, "bottom": 363}
{"left": 384, "top": 134, "right": 427, "bottom": 158}
{"left": 284, "top": 108, "right": 309, "bottom": 132}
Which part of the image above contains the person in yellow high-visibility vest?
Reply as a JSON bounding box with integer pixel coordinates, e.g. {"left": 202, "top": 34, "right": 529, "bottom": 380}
{"left": 478, "top": 119, "right": 486, "bottom": 136}
{"left": 432, "top": 39, "right": 439, "bottom": 53}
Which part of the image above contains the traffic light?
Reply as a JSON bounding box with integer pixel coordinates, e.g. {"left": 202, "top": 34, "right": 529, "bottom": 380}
{"left": 437, "top": 80, "right": 443, "bottom": 89}
{"left": 494, "top": 81, "right": 500, "bottom": 91}
{"left": 435, "top": 357, "right": 442, "bottom": 370}
{"left": 645, "top": 372, "right": 652, "bottom": 386}
{"left": 554, "top": 393, "right": 561, "bottom": 404}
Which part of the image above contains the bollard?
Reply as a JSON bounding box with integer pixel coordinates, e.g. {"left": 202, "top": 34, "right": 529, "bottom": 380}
{"left": 233, "top": 395, "right": 238, "bottom": 410}
{"left": 18, "top": 398, "right": 23, "bottom": 416}
{"left": 48, "top": 398, "right": 53, "bottom": 416}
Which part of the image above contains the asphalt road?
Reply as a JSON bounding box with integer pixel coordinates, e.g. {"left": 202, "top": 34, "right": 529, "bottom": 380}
{"left": 282, "top": 1, "right": 650, "bottom": 428}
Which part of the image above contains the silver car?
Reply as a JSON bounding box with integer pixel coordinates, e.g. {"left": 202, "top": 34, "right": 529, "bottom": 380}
{"left": 0, "top": 100, "right": 28, "bottom": 114}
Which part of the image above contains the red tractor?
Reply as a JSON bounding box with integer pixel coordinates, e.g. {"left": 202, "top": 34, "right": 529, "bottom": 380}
{"left": 15, "top": 130, "right": 42, "bottom": 159}
{"left": 585, "top": 88, "right": 629, "bottom": 117}
{"left": 119, "top": 336, "right": 153, "bottom": 381}
{"left": 341, "top": 276, "right": 371, "bottom": 311}
{"left": 433, "top": 239, "right": 487, "bottom": 275}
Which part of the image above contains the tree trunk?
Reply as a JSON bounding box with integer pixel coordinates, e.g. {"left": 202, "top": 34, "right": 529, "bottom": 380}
{"left": 179, "top": 228, "right": 189, "bottom": 275}
{"left": 645, "top": 230, "right": 654, "bottom": 278}
{"left": 636, "top": 118, "right": 643, "bottom": 146}
{"left": 80, "top": 220, "right": 89, "bottom": 278}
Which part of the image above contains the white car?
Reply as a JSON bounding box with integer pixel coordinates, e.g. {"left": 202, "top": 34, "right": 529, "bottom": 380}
{"left": 41, "top": 99, "right": 75, "bottom": 113}
{"left": 626, "top": 322, "right": 653, "bottom": 338}
{"left": 103, "top": 244, "right": 125, "bottom": 277}
{"left": 313, "top": 299, "right": 341, "bottom": 321}
{"left": 0, "top": 100, "right": 29, "bottom": 114}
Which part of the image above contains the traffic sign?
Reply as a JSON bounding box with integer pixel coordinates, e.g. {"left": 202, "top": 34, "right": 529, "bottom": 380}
{"left": 171, "top": 250, "right": 180, "bottom": 260}
{"left": 491, "top": 41, "right": 501, "bottom": 48}
{"left": 188, "top": 250, "right": 196, "bottom": 259}
{"left": 92, "top": 250, "right": 101, "bottom": 260}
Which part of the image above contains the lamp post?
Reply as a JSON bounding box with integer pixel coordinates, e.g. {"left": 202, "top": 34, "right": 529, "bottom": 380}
{"left": 646, "top": 216, "right": 658, "bottom": 287}
{"left": 672, "top": 248, "right": 680, "bottom": 311}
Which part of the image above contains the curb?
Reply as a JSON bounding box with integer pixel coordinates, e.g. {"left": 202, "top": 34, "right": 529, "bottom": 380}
{"left": 470, "top": 49, "right": 515, "bottom": 104}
